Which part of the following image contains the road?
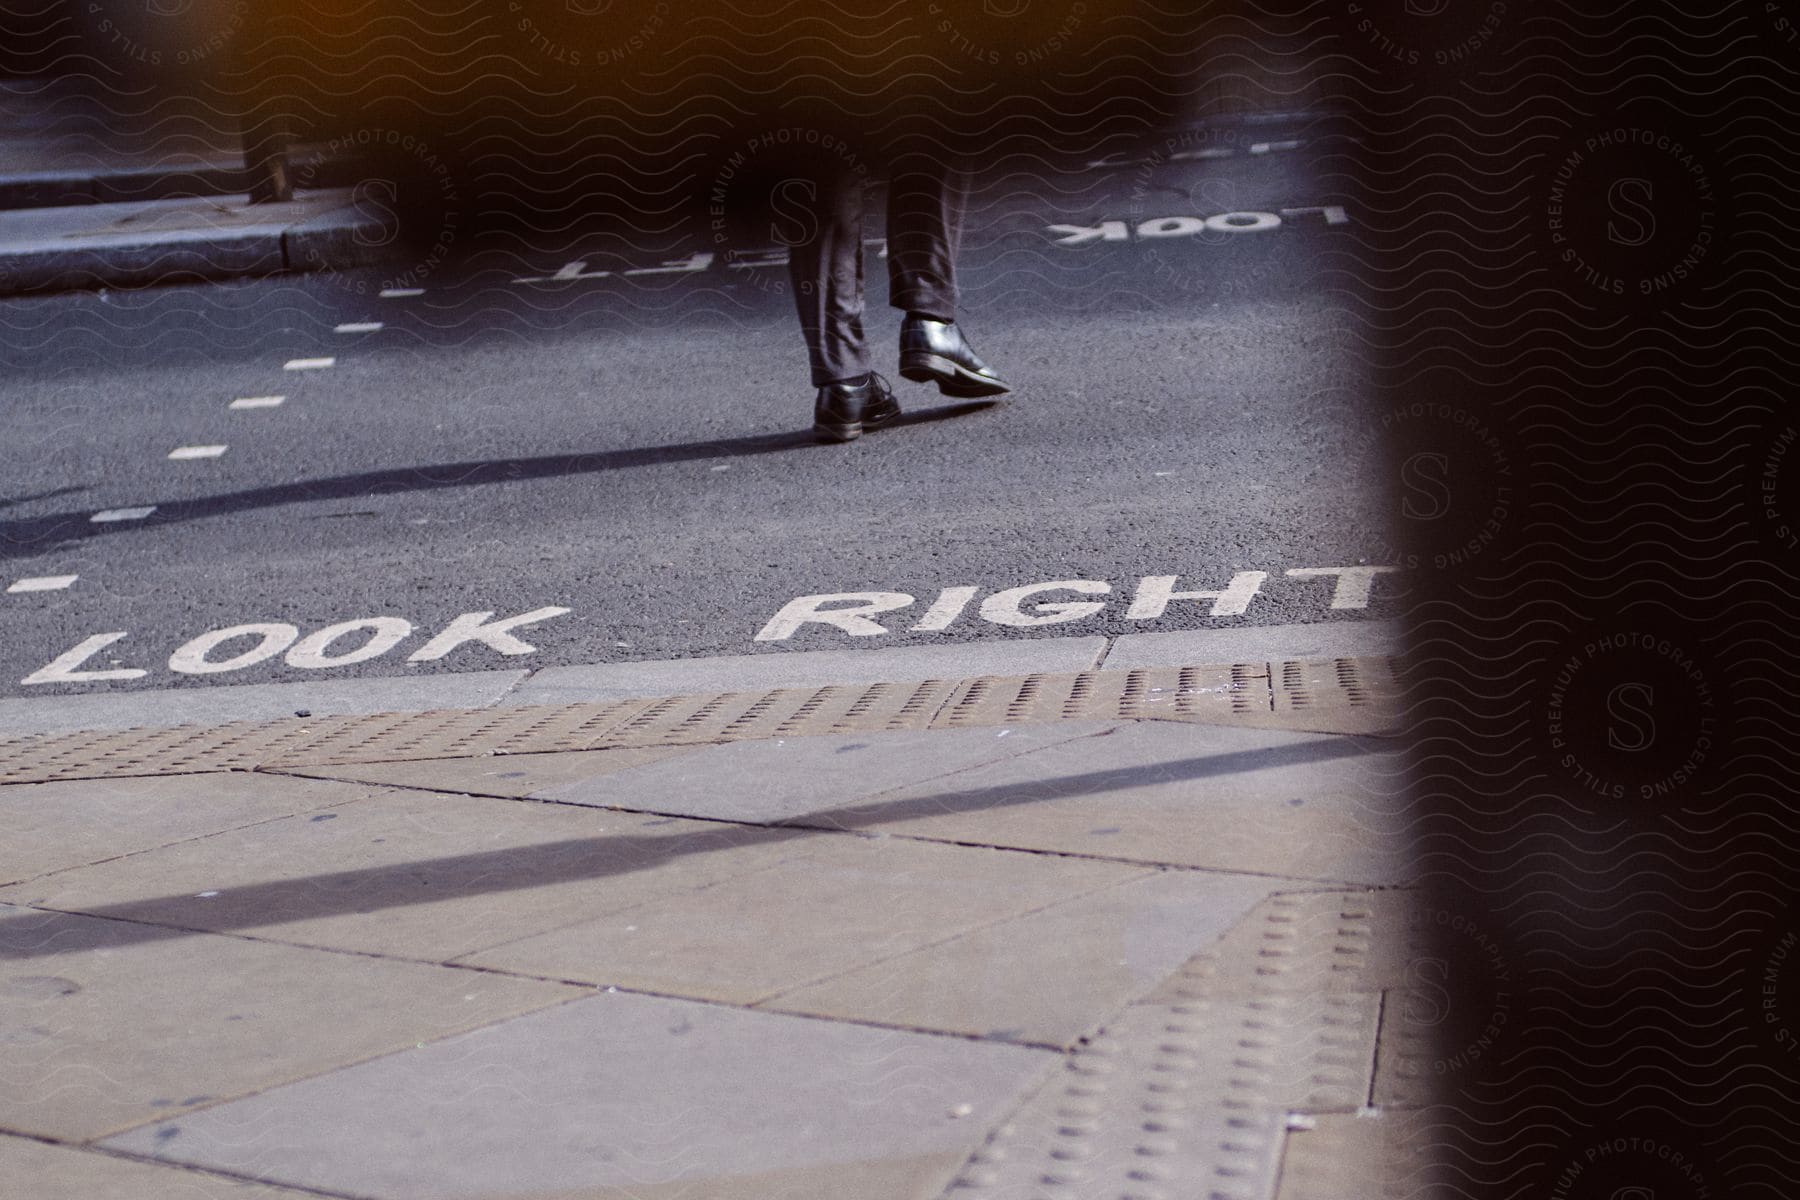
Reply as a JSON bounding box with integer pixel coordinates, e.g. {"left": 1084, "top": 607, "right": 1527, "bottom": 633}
{"left": 0, "top": 117, "right": 1405, "bottom": 698}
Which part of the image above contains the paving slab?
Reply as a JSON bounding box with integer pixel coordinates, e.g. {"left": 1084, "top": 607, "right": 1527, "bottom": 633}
{"left": 0, "top": 793, "right": 807, "bottom": 963}
{"left": 277, "top": 745, "right": 699, "bottom": 799}
{"left": 0, "top": 772, "right": 371, "bottom": 887}
{"left": 502, "top": 638, "right": 1109, "bottom": 705}
{"left": 828, "top": 721, "right": 1414, "bottom": 884}
{"left": 463, "top": 835, "right": 1142, "bottom": 1004}
{"left": 0, "top": 1133, "right": 318, "bottom": 1199}
{"left": 1273, "top": 1108, "right": 1442, "bottom": 1200}
{"left": 104, "top": 989, "right": 1057, "bottom": 1200}
{"left": 0, "top": 903, "right": 582, "bottom": 1141}
{"left": 0, "top": 669, "right": 528, "bottom": 736}
{"left": 533, "top": 722, "right": 1120, "bottom": 823}
{"left": 763, "top": 868, "right": 1279, "bottom": 1047}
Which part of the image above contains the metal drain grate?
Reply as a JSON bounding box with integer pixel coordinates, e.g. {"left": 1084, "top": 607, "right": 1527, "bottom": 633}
{"left": 0, "top": 657, "right": 1398, "bottom": 785}
{"left": 934, "top": 663, "right": 1264, "bottom": 728}
{"left": 1274, "top": 656, "right": 1396, "bottom": 715}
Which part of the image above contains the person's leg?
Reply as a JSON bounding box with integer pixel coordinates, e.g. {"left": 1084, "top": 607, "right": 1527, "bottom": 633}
{"left": 781, "top": 155, "right": 900, "bottom": 441}
{"left": 786, "top": 161, "right": 871, "bottom": 387}
{"left": 886, "top": 146, "right": 1011, "bottom": 398}
{"left": 885, "top": 149, "right": 962, "bottom": 321}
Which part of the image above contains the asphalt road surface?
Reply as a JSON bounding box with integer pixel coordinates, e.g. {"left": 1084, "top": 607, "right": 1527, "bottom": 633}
{"left": 0, "top": 117, "right": 1409, "bottom": 698}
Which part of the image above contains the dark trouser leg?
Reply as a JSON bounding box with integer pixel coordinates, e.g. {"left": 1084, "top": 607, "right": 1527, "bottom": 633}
{"left": 785, "top": 164, "right": 871, "bottom": 387}
{"left": 886, "top": 150, "right": 964, "bottom": 321}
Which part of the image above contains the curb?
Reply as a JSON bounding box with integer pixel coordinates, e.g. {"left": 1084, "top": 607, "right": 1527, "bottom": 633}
{"left": 0, "top": 187, "right": 399, "bottom": 295}
{"left": 0, "top": 147, "right": 367, "bottom": 212}
{"left": 0, "top": 650, "right": 1404, "bottom": 786}
{"left": 0, "top": 620, "right": 1403, "bottom": 738}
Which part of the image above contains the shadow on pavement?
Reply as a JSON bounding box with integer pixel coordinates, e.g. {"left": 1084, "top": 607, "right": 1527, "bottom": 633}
{"left": 0, "top": 401, "right": 994, "bottom": 560}
{"left": 0, "top": 735, "right": 1371, "bottom": 959}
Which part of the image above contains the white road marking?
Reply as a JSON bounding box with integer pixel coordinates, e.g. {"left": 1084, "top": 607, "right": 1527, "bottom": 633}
{"left": 168, "top": 445, "right": 227, "bottom": 460}
{"left": 756, "top": 593, "right": 916, "bottom": 641}
{"left": 379, "top": 288, "right": 425, "bottom": 298}
{"left": 7, "top": 575, "right": 78, "bottom": 593}
{"left": 230, "top": 395, "right": 285, "bottom": 409}
{"left": 408, "top": 607, "right": 573, "bottom": 661}
{"left": 515, "top": 260, "right": 611, "bottom": 285}
{"left": 91, "top": 506, "right": 156, "bottom": 523}
{"left": 1127, "top": 573, "right": 1267, "bottom": 620}
{"left": 756, "top": 567, "right": 1398, "bottom": 640}
{"left": 910, "top": 586, "right": 979, "bottom": 633}
{"left": 1280, "top": 205, "right": 1351, "bottom": 226}
{"left": 21, "top": 608, "right": 573, "bottom": 688}
{"left": 283, "top": 357, "right": 336, "bottom": 371}
{"left": 1048, "top": 206, "right": 1349, "bottom": 247}
{"left": 1206, "top": 211, "right": 1283, "bottom": 233}
{"left": 21, "top": 632, "right": 146, "bottom": 684}
{"left": 622, "top": 252, "right": 714, "bottom": 277}
{"left": 1286, "top": 566, "right": 1402, "bottom": 609}
{"left": 517, "top": 240, "right": 887, "bottom": 286}
{"left": 169, "top": 623, "right": 300, "bottom": 675}
{"left": 1084, "top": 139, "right": 1314, "bottom": 171}
{"left": 334, "top": 322, "right": 384, "bottom": 334}
{"left": 286, "top": 617, "right": 413, "bottom": 669}
{"left": 981, "top": 580, "right": 1112, "bottom": 628}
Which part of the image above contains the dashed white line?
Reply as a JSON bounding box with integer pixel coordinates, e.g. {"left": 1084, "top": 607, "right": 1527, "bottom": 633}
{"left": 334, "top": 322, "right": 383, "bottom": 334}
{"left": 230, "top": 395, "right": 286, "bottom": 410}
{"left": 283, "top": 357, "right": 336, "bottom": 371}
{"left": 168, "top": 445, "right": 227, "bottom": 460}
{"left": 379, "top": 288, "right": 424, "bottom": 298}
{"left": 7, "top": 575, "right": 78, "bottom": 594}
{"left": 91, "top": 506, "right": 156, "bottom": 523}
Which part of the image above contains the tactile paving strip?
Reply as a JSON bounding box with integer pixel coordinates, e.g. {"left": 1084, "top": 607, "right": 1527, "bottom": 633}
{"left": 1146, "top": 889, "right": 1421, "bottom": 1002}
{"left": 939, "top": 992, "right": 1381, "bottom": 1200}
{"left": 935, "top": 891, "right": 1425, "bottom": 1200}
{"left": 0, "top": 657, "right": 1399, "bottom": 785}
{"left": 1143, "top": 888, "right": 1458, "bottom": 1111}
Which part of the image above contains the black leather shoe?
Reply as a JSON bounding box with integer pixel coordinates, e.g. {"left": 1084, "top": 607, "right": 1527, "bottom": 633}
{"left": 813, "top": 372, "right": 902, "bottom": 443}
{"left": 899, "top": 315, "right": 1011, "bottom": 398}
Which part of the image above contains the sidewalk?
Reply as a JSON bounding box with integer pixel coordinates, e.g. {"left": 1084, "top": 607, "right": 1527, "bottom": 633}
{"left": 0, "top": 76, "right": 390, "bottom": 293}
{"left": 0, "top": 628, "right": 1432, "bottom": 1199}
